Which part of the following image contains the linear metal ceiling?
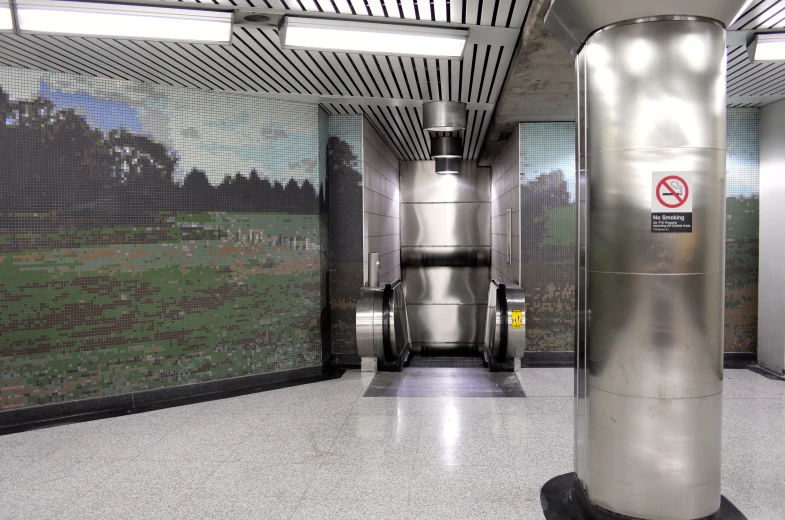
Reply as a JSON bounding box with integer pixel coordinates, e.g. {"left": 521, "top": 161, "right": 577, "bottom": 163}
{"left": 727, "top": 0, "right": 785, "bottom": 107}
{"left": 0, "top": 0, "right": 531, "bottom": 161}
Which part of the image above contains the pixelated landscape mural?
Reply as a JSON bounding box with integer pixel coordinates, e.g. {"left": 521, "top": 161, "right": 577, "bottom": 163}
{"left": 326, "top": 115, "right": 364, "bottom": 356}
{"left": 0, "top": 69, "right": 327, "bottom": 410}
{"left": 521, "top": 110, "right": 759, "bottom": 353}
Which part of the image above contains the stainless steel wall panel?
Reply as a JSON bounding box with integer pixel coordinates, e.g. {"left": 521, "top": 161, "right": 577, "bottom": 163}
{"left": 400, "top": 161, "right": 491, "bottom": 203}
{"left": 404, "top": 267, "right": 490, "bottom": 304}
{"left": 407, "top": 304, "right": 487, "bottom": 344}
{"left": 363, "top": 118, "right": 401, "bottom": 287}
{"left": 401, "top": 203, "right": 491, "bottom": 247}
{"left": 400, "top": 246, "right": 491, "bottom": 268}
{"left": 490, "top": 129, "right": 521, "bottom": 286}
{"left": 400, "top": 159, "right": 492, "bottom": 346}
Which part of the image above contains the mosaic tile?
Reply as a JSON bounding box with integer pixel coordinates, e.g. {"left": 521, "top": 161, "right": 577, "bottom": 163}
{"left": 0, "top": 68, "right": 327, "bottom": 410}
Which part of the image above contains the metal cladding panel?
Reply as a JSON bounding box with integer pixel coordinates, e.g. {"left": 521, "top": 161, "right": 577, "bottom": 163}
{"left": 400, "top": 161, "right": 491, "bottom": 203}
{"left": 579, "top": 19, "right": 726, "bottom": 520}
{"left": 407, "top": 304, "right": 487, "bottom": 344}
{"left": 586, "top": 148, "right": 726, "bottom": 275}
{"left": 400, "top": 160, "right": 491, "bottom": 346}
{"left": 403, "top": 266, "right": 490, "bottom": 304}
{"left": 587, "top": 271, "right": 724, "bottom": 398}
{"left": 586, "top": 390, "right": 723, "bottom": 520}
{"left": 545, "top": 0, "right": 752, "bottom": 54}
{"left": 401, "top": 203, "right": 491, "bottom": 247}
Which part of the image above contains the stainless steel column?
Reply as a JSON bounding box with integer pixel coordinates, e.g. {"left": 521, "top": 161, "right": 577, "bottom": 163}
{"left": 581, "top": 20, "right": 726, "bottom": 519}
{"left": 546, "top": 1, "right": 751, "bottom": 518}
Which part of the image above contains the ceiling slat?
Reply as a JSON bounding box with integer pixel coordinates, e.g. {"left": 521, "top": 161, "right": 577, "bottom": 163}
{"left": 506, "top": 0, "right": 530, "bottom": 28}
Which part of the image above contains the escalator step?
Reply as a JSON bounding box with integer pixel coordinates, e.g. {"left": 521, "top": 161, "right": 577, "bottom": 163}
{"left": 407, "top": 356, "right": 485, "bottom": 368}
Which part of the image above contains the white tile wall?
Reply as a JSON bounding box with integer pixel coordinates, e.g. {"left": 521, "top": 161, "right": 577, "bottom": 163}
{"left": 362, "top": 119, "right": 401, "bottom": 285}
{"left": 490, "top": 127, "right": 521, "bottom": 285}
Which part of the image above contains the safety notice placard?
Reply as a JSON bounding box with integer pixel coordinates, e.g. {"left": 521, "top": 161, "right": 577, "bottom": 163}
{"left": 511, "top": 309, "right": 524, "bottom": 329}
{"left": 651, "top": 172, "right": 692, "bottom": 233}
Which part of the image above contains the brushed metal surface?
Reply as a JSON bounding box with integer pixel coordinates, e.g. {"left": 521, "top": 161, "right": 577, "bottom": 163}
{"left": 356, "top": 287, "right": 377, "bottom": 359}
{"left": 431, "top": 136, "right": 462, "bottom": 158}
{"left": 484, "top": 280, "right": 526, "bottom": 361}
{"left": 368, "top": 252, "right": 380, "bottom": 288}
{"left": 355, "top": 280, "right": 411, "bottom": 360}
{"left": 575, "top": 49, "right": 587, "bottom": 483}
{"left": 401, "top": 203, "right": 491, "bottom": 247}
{"left": 407, "top": 304, "right": 486, "bottom": 345}
{"left": 587, "top": 272, "right": 724, "bottom": 398}
{"left": 422, "top": 101, "right": 467, "bottom": 131}
{"left": 400, "top": 161, "right": 491, "bottom": 203}
{"left": 401, "top": 246, "right": 491, "bottom": 268}
{"left": 389, "top": 280, "right": 412, "bottom": 358}
{"left": 545, "top": 0, "right": 752, "bottom": 55}
{"left": 401, "top": 159, "right": 491, "bottom": 348}
{"left": 587, "top": 149, "right": 726, "bottom": 275}
{"left": 586, "top": 390, "right": 723, "bottom": 520}
{"left": 403, "top": 266, "right": 490, "bottom": 304}
{"left": 575, "top": 19, "right": 727, "bottom": 520}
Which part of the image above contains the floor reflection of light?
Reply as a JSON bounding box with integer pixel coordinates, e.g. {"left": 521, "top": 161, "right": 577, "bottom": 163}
{"left": 442, "top": 405, "right": 460, "bottom": 464}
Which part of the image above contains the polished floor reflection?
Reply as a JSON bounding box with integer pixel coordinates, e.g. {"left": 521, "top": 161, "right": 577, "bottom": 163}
{"left": 363, "top": 367, "right": 526, "bottom": 397}
{"left": 0, "top": 368, "right": 783, "bottom": 519}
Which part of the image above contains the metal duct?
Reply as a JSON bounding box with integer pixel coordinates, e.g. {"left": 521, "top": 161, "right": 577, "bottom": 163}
{"left": 435, "top": 157, "right": 460, "bottom": 174}
{"left": 431, "top": 136, "right": 463, "bottom": 158}
{"left": 422, "top": 101, "right": 467, "bottom": 131}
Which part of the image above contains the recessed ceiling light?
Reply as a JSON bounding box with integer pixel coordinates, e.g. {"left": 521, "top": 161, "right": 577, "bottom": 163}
{"left": 243, "top": 14, "right": 270, "bottom": 24}
{"left": 279, "top": 16, "right": 468, "bottom": 59}
{"left": 0, "top": 5, "right": 12, "bottom": 31}
{"left": 436, "top": 157, "right": 461, "bottom": 175}
{"left": 747, "top": 32, "right": 785, "bottom": 63}
{"left": 15, "top": 0, "right": 233, "bottom": 44}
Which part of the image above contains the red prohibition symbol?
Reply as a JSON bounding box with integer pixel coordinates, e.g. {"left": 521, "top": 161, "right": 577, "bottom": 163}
{"left": 656, "top": 175, "right": 689, "bottom": 209}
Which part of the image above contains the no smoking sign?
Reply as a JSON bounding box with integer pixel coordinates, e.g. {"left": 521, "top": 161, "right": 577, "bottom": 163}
{"left": 651, "top": 172, "right": 693, "bottom": 233}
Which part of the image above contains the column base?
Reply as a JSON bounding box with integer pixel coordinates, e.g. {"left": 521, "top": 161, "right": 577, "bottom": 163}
{"left": 540, "top": 473, "right": 747, "bottom": 520}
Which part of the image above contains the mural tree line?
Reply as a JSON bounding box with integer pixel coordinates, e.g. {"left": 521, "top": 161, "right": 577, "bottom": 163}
{"left": 0, "top": 88, "right": 326, "bottom": 224}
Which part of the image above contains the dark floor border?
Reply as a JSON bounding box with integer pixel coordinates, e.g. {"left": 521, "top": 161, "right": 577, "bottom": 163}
{"left": 0, "top": 364, "right": 344, "bottom": 436}
{"left": 523, "top": 351, "right": 575, "bottom": 367}
{"left": 332, "top": 352, "right": 361, "bottom": 368}
{"left": 747, "top": 365, "right": 785, "bottom": 381}
{"left": 522, "top": 352, "right": 757, "bottom": 369}
{"left": 541, "top": 472, "right": 746, "bottom": 520}
{"left": 724, "top": 352, "right": 757, "bottom": 369}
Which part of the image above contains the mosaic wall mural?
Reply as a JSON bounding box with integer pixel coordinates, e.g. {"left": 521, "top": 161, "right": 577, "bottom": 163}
{"left": 520, "top": 109, "right": 760, "bottom": 353}
{"left": 327, "top": 115, "right": 364, "bottom": 356}
{"left": 725, "top": 108, "right": 759, "bottom": 353}
{"left": 519, "top": 122, "right": 576, "bottom": 352}
{"left": 0, "top": 69, "right": 327, "bottom": 410}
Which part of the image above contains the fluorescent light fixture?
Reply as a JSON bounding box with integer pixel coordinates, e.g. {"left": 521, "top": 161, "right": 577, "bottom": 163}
{"left": 747, "top": 32, "right": 785, "bottom": 63}
{"left": 279, "top": 16, "right": 468, "bottom": 59}
{"left": 0, "top": 4, "right": 12, "bottom": 32}
{"left": 15, "top": 0, "right": 233, "bottom": 44}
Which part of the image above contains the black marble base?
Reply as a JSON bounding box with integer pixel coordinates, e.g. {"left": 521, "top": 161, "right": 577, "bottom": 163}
{"left": 541, "top": 473, "right": 747, "bottom": 520}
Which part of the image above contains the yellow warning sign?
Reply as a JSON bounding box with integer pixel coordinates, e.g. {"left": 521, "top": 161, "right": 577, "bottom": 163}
{"left": 511, "top": 309, "right": 524, "bottom": 329}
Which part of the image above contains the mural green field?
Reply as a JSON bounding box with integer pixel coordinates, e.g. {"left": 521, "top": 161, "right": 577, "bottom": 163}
{"left": 0, "top": 213, "right": 322, "bottom": 409}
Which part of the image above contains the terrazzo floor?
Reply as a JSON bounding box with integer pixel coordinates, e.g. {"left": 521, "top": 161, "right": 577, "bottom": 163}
{"left": 0, "top": 368, "right": 783, "bottom": 519}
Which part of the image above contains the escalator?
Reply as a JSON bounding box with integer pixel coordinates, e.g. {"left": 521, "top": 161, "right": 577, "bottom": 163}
{"left": 356, "top": 278, "right": 525, "bottom": 373}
